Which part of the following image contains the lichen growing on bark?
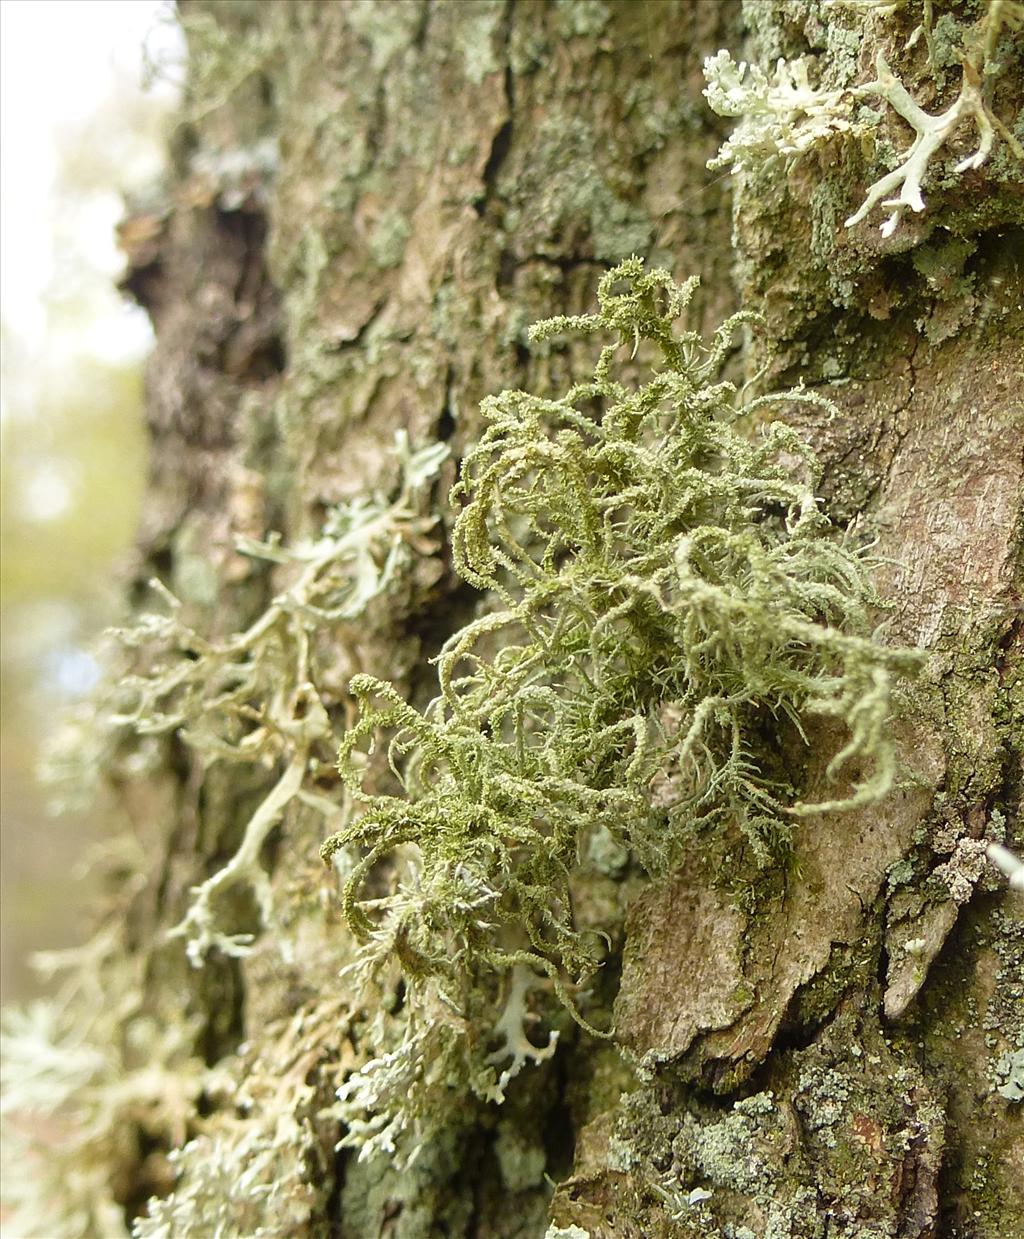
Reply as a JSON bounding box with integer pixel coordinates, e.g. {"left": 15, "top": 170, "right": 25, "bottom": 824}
{"left": 0, "top": 930, "right": 207, "bottom": 1239}
{"left": 322, "top": 259, "right": 921, "bottom": 1162}
{"left": 7, "top": 3, "right": 1019, "bottom": 1232}
{"left": 42, "top": 435, "right": 448, "bottom": 966}
{"left": 704, "top": 0, "right": 1023, "bottom": 237}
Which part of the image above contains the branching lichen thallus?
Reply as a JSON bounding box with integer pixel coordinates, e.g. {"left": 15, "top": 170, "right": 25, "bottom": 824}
{"left": 322, "top": 259, "right": 921, "bottom": 1130}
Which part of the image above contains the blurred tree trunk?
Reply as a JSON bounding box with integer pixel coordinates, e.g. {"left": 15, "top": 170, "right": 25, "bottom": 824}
{"left": 85, "top": 1, "right": 1023, "bottom": 1235}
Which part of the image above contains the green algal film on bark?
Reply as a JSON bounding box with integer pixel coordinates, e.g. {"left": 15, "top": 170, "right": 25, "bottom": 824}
{"left": 322, "top": 259, "right": 923, "bottom": 1155}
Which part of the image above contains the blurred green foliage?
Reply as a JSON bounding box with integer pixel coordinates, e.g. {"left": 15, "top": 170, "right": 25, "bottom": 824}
{"left": 0, "top": 339, "right": 148, "bottom": 997}
{"left": 0, "top": 0, "right": 177, "bottom": 998}
{"left": 1, "top": 349, "right": 146, "bottom": 605}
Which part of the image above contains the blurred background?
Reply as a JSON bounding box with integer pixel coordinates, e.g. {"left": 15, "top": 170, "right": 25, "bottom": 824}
{"left": 0, "top": 0, "right": 183, "bottom": 1000}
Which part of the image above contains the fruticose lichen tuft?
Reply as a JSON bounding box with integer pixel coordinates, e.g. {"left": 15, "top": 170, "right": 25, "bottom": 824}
{"left": 704, "top": 0, "right": 1024, "bottom": 237}
{"left": 42, "top": 434, "right": 448, "bottom": 967}
{"left": 322, "top": 259, "right": 921, "bottom": 1161}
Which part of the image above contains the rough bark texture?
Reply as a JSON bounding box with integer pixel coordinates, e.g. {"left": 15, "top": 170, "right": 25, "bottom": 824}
{"left": 25, "top": 1, "right": 1024, "bottom": 1237}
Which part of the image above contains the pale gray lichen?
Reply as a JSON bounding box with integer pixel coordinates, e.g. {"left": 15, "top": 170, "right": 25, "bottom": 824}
{"left": 843, "top": 50, "right": 1009, "bottom": 237}
{"left": 704, "top": 0, "right": 1023, "bottom": 237}
{"left": 0, "top": 933, "right": 205, "bottom": 1239}
{"left": 609, "top": 1035, "right": 946, "bottom": 1236}
{"left": 794, "top": 1065, "right": 853, "bottom": 1149}
{"left": 991, "top": 1046, "right": 1024, "bottom": 1101}
{"left": 6, "top": 437, "right": 451, "bottom": 1233}
{"left": 702, "top": 50, "right": 863, "bottom": 174}
{"left": 675, "top": 1091, "right": 781, "bottom": 1193}
{"left": 484, "top": 965, "right": 560, "bottom": 1103}
{"left": 932, "top": 835, "right": 989, "bottom": 904}
{"left": 43, "top": 434, "right": 448, "bottom": 967}
{"left": 332, "top": 1019, "right": 457, "bottom": 1164}
{"left": 131, "top": 998, "right": 350, "bottom": 1239}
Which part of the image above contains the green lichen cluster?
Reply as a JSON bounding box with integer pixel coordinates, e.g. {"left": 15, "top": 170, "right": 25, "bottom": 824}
{"left": 323, "top": 260, "right": 920, "bottom": 1159}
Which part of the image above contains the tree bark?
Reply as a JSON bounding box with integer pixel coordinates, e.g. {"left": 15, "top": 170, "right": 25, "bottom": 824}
{"left": 16, "top": 2, "right": 1023, "bottom": 1236}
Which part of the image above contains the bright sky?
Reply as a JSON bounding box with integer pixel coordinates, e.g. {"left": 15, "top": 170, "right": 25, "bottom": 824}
{"left": 0, "top": 0, "right": 183, "bottom": 368}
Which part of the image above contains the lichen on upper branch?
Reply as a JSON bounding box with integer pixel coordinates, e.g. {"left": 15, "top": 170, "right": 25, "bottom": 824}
{"left": 704, "top": 0, "right": 1023, "bottom": 238}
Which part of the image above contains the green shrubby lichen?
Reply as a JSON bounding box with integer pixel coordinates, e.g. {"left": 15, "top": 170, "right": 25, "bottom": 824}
{"left": 323, "top": 260, "right": 920, "bottom": 1161}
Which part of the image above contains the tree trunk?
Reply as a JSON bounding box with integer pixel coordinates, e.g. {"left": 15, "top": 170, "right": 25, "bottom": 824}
{"left": 11, "top": 2, "right": 1022, "bottom": 1237}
